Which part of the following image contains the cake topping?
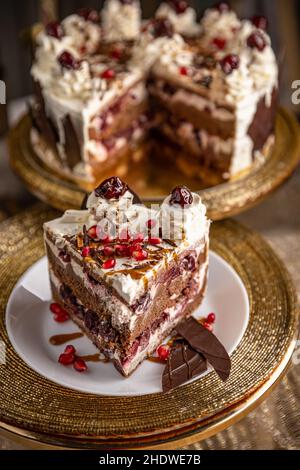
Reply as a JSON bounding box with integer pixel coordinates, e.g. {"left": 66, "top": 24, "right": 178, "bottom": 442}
{"left": 101, "top": 68, "right": 116, "bottom": 79}
{"left": 94, "top": 176, "right": 128, "bottom": 200}
{"left": 78, "top": 8, "right": 100, "bottom": 23}
{"left": 212, "top": 37, "right": 227, "bottom": 50}
{"left": 45, "top": 21, "right": 64, "bottom": 39}
{"left": 168, "top": 0, "right": 189, "bottom": 14}
{"left": 220, "top": 54, "right": 240, "bottom": 74}
{"left": 58, "top": 51, "right": 81, "bottom": 70}
{"left": 169, "top": 186, "right": 193, "bottom": 207}
{"left": 251, "top": 15, "right": 268, "bottom": 31}
{"left": 247, "top": 30, "right": 267, "bottom": 51}
{"left": 151, "top": 17, "right": 175, "bottom": 38}
{"left": 102, "top": 0, "right": 141, "bottom": 42}
{"left": 214, "top": 1, "right": 230, "bottom": 12}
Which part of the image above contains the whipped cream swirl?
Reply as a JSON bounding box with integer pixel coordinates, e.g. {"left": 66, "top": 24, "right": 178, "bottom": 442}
{"left": 102, "top": 0, "right": 141, "bottom": 42}
{"left": 155, "top": 2, "right": 201, "bottom": 37}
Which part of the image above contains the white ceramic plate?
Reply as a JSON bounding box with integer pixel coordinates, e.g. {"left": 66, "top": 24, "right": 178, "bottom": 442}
{"left": 6, "top": 252, "right": 249, "bottom": 396}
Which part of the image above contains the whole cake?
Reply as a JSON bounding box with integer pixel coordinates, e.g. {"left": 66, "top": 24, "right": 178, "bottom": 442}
{"left": 31, "top": 1, "right": 278, "bottom": 188}
{"left": 44, "top": 177, "right": 210, "bottom": 376}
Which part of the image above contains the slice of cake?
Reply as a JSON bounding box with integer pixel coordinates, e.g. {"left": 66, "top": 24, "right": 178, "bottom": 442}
{"left": 44, "top": 177, "right": 210, "bottom": 376}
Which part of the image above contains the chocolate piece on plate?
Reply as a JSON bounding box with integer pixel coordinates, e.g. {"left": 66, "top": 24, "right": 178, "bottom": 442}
{"left": 176, "top": 317, "right": 231, "bottom": 381}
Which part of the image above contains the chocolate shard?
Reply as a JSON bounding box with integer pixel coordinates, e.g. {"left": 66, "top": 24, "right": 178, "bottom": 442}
{"left": 176, "top": 317, "right": 231, "bottom": 382}
{"left": 162, "top": 339, "right": 207, "bottom": 393}
{"left": 62, "top": 114, "right": 82, "bottom": 169}
{"left": 81, "top": 193, "right": 88, "bottom": 210}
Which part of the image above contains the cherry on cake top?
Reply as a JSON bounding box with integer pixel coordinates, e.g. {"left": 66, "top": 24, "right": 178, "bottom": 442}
{"left": 45, "top": 21, "right": 64, "bottom": 39}
{"left": 94, "top": 176, "right": 128, "bottom": 199}
{"left": 169, "top": 186, "right": 193, "bottom": 208}
{"left": 168, "top": 1, "right": 189, "bottom": 15}
{"left": 77, "top": 8, "right": 100, "bottom": 23}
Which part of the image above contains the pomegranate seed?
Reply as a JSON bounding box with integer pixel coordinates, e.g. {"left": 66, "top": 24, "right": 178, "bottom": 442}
{"left": 50, "top": 303, "right": 62, "bottom": 315}
{"left": 157, "top": 345, "right": 170, "bottom": 360}
{"left": 95, "top": 176, "right": 127, "bottom": 200}
{"left": 170, "top": 186, "right": 193, "bottom": 207}
{"left": 101, "top": 68, "right": 115, "bottom": 79}
{"left": 212, "top": 37, "right": 227, "bottom": 50}
{"left": 103, "top": 246, "right": 115, "bottom": 256}
{"left": 82, "top": 247, "right": 90, "bottom": 258}
{"left": 220, "top": 54, "right": 240, "bottom": 74}
{"left": 111, "top": 48, "right": 122, "bottom": 60}
{"left": 58, "top": 353, "right": 75, "bottom": 365}
{"left": 133, "top": 250, "right": 148, "bottom": 261}
{"left": 179, "top": 66, "right": 189, "bottom": 76}
{"left": 133, "top": 233, "right": 144, "bottom": 242}
{"left": 146, "top": 219, "right": 156, "bottom": 229}
{"left": 58, "top": 51, "right": 80, "bottom": 70}
{"left": 251, "top": 15, "right": 268, "bottom": 31}
{"left": 214, "top": 1, "right": 230, "bottom": 12}
{"left": 206, "top": 313, "right": 216, "bottom": 324}
{"left": 87, "top": 225, "right": 98, "bottom": 239}
{"left": 73, "top": 358, "right": 88, "bottom": 372}
{"left": 148, "top": 238, "right": 162, "bottom": 245}
{"left": 247, "top": 31, "right": 266, "bottom": 52}
{"left": 128, "top": 243, "right": 142, "bottom": 255}
{"left": 45, "top": 21, "right": 64, "bottom": 39}
{"left": 203, "top": 321, "right": 213, "bottom": 332}
{"left": 54, "top": 312, "right": 69, "bottom": 323}
{"left": 102, "top": 258, "right": 116, "bottom": 269}
{"left": 119, "top": 228, "right": 131, "bottom": 241}
{"left": 64, "top": 345, "right": 76, "bottom": 355}
{"left": 115, "top": 244, "right": 129, "bottom": 256}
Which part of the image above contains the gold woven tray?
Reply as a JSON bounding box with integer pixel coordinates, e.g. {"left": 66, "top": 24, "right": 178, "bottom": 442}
{"left": 8, "top": 108, "right": 300, "bottom": 220}
{"left": 0, "top": 204, "right": 298, "bottom": 449}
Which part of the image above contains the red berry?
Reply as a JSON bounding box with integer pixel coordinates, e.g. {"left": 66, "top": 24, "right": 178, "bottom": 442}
{"left": 170, "top": 186, "right": 193, "bottom": 207}
{"left": 133, "top": 233, "right": 144, "bottom": 242}
{"left": 251, "top": 15, "right": 268, "bottom": 31}
{"left": 147, "top": 237, "right": 162, "bottom": 245}
{"left": 54, "top": 312, "right": 69, "bottom": 323}
{"left": 102, "top": 258, "right": 116, "bottom": 269}
{"left": 94, "top": 176, "right": 127, "bottom": 200}
{"left": 247, "top": 31, "right": 266, "bottom": 52}
{"left": 73, "top": 358, "right": 88, "bottom": 372}
{"left": 214, "top": 1, "right": 230, "bottom": 12}
{"left": 50, "top": 303, "right": 62, "bottom": 315}
{"left": 99, "top": 233, "right": 113, "bottom": 244}
{"left": 203, "top": 321, "right": 213, "bottom": 332}
{"left": 103, "top": 246, "right": 115, "bottom": 256}
{"left": 64, "top": 345, "right": 76, "bottom": 355}
{"left": 45, "top": 21, "right": 64, "bottom": 39}
{"left": 220, "top": 54, "right": 240, "bottom": 74}
{"left": 128, "top": 243, "right": 142, "bottom": 255}
{"left": 179, "top": 66, "right": 189, "bottom": 76}
{"left": 58, "top": 51, "right": 80, "bottom": 70}
{"left": 111, "top": 48, "right": 122, "bottom": 60}
{"left": 115, "top": 244, "right": 129, "bottom": 256}
{"left": 87, "top": 225, "right": 98, "bottom": 239}
{"left": 58, "top": 352, "right": 75, "bottom": 365}
{"left": 146, "top": 219, "right": 156, "bottom": 229}
{"left": 157, "top": 345, "right": 170, "bottom": 360}
{"left": 212, "top": 37, "right": 227, "bottom": 50}
{"left": 81, "top": 246, "right": 90, "bottom": 258}
{"left": 133, "top": 250, "right": 148, "bottom": 261}
{"left": 101, "top": 68, "right": 115, "bottom": 79}
{"left": 206, "top": 313, "right": 216, "bottom": 324}
{"left": 78, "top": 8, "right": 100, "bottom": 23}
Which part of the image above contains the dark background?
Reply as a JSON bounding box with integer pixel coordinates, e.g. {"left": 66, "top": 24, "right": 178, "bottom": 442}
{"left": 0, "top": 0, "right": 299, "bottom": 111}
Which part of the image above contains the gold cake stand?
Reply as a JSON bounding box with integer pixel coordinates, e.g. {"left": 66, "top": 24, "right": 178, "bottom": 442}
{"left": 0, "top": 205, "right": 298, "bottom": 449}
{"left": 8, "top": 108, "right": 300, "bottom": 220}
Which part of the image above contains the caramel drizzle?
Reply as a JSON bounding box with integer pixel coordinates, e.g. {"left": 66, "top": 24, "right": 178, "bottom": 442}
{"left": 49, "top": 332, "right": 83, "bottom": 346}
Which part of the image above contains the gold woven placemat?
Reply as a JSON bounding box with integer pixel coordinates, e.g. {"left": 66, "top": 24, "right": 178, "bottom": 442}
{"left": 8, "top": 108, "right": 300, "bottom": 220}
{"left": 0, "top": 204, "right": 298, "bottom": 448}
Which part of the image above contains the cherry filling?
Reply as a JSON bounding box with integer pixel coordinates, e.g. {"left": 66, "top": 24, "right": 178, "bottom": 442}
{"left": 94, "top": 176, "right": 128, "bottom": 199}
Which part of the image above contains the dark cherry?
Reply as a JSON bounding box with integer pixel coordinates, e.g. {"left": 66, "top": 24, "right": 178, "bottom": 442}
{"left": 220, "top": 54, "right": 240, "bottom": 74}
{"left": 94, "top": 176, "right": 127, "bottom": 200}
{"left": 78, "top": 8, "right": 100, "bottom": 23}
{"left": 247, "top": 31, "right": 266, "bottom": 52}
{"left": 214, "top": 1, "right": 230, "bottom": 12}
{"left": 251, "top": 15, "right": 268, "bottom": 31}
{"left": 182, "top": 254, "right": 196, "bottom": 272}
{"left": 58, "top": 51, "right": 80, "bottom": 70}
{"left": 152, "top": 17, "right": 174, "bottom": 38}
{"left": 84, "top": 310, "right": 98, "bottom": 331}
{"left": 168, "top": 0, "right": 188, "bottom": 14}
{"left": 45, "top": 21, "right": 64, "bottom": 39}
{"left": 169, "top": 186, "right": 193, "bottom": 207}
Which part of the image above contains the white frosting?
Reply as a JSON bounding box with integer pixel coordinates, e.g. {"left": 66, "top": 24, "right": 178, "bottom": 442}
{"left": 155, "top": 3, "right": 201, "bottom": 37}
{"left": 201, "top": 8, "right": 241, "bottom": 41}
{"left": 102, "top": 0, "right": 141, "bottom": 42}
